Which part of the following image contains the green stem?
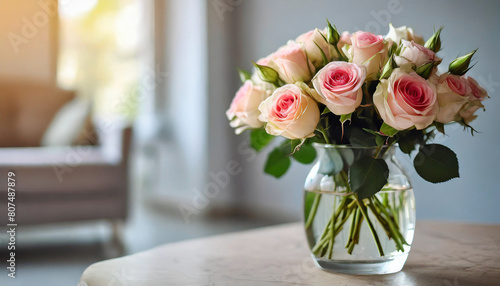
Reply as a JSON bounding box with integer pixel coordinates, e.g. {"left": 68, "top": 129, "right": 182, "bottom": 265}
{"left": 346, "top": 206, "right": 358, "bottom": 248}
{"left": 317, "top": 127, "right": 330, "bottom": 144}
{"left": 305, "top": 193, "right": 322, "bottom": 229}
{"left": 347, "top": 211, "right": 363, "bottom": 254}
{"left": 391, "top": 192, "right": 399, "bottom": 224}
{"left": 368, "top": 198, "right": 404, "bottom": 252}
{"left": 333, "top": 44, "right": 348, "bottom": 62}
{"left": 373, "top": 197, "right": 409, "bottom": 246}
{"left": 356, "top": 199, "right": 385, "bottom": 257}
{"left": 326, "top": 196, "right": 338, "bottom": 259}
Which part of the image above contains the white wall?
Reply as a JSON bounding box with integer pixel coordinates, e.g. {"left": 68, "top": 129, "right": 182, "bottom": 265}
{"left": 223, "top": 0, "right": 500, "bottom": 223}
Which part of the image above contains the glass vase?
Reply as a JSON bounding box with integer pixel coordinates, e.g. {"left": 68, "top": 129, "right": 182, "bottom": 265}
{"left": 303, "top": 144, "right": 416, "bottom": 275}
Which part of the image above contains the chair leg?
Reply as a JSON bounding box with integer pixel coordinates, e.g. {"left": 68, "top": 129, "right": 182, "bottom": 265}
{"left": 103, "top": 219, "right": 126, "bottom": 258}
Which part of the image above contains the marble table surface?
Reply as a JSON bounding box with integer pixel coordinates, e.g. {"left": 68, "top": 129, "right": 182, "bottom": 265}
{"left": 79, "top": 221, "right": 500, "bottom": 286}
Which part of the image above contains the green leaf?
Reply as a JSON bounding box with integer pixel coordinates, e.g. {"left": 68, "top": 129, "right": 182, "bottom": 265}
{"left": 435, "top": 122, "right": 445, "bottom": 134}
{"left": 237, "top": 68, "right": 251, "bottom": 84}
{"left": 291, "top": 142, "right": 317, "bottom": 164}
{"left": 264, "top": 148, "right": 291, "bottom": 178}
{"left": 350, "top": 127, "right": 376, "bottom": 147}
{"left": 375, "top": 135, "right": 386, "bottom": 146}
{"left": 340, "top": 113, "right": 352, "bottom": 124}
{"left": 362, "top": 128, "right": 386, "bottom": 146}
{"left": 380, "top": 123, "right": 399, "bottom": 137}
{"left": 250, "top": 128, "right": 274, "bottom": 151}
{"left": 398, "top": 136, "right": 415, "bottom": 155}
{"left": 349, "top": 156, "right": 389, "bottom": 200}
{"left": 321, "top": 106, "right": 331, "bottom": 115}
{"left": 413, "top": 144, "right": 459, "bottom": 183}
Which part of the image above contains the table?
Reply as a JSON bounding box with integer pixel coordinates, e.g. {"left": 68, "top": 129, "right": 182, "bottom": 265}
{"left": 79, "top": 222, "right": 500, "bottom": 285}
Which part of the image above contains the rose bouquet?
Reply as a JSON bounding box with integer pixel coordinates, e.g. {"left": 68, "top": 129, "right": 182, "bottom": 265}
{"left": 226, "top": 21, "right": 489, "bottom": 272}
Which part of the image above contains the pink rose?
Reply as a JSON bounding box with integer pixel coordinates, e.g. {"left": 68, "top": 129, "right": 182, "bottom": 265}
{"left": 459, "top": 101, "right": 484, "bottom": 124}
{"left": 258, "top": 84, "right": 319, "bottom": 139}
{"left": 227, "top": 80, "right": 271, "bottom": 134}
{"left": 338, "top": 31, "right": 352, "bottom": 50}
{"left": 273, "top": 42, "right": 315, "bottom": 84}
{"left": 435, "top": 74, "right": 472, "bottom": 123}
{"left": 395, "top": 40, "right": 438, "bottom": 67}
{"left": 350, "top": 31, "right": 385, "bottom": 78}
{"left": 458, "top": 76, "right": 489, "bottom": 124}
{"left": 466, "top": 76, "right": 488, "bottom": 101}
{"left": 373, "top": 67, "right": 438, "bottom": 130}
{"left": 296, "top": 28, "right": 336, "bottom": 68}
{"left": 311, "top": 62, "right": 366, "bottom": 115}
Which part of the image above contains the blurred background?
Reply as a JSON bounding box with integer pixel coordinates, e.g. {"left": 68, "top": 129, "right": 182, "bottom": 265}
{"left": 0, "top": 0, "right": 498, "bottom": 284}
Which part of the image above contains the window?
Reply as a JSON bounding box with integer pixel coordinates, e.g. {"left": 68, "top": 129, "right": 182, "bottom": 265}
{"left": 57, "top": 0, "right": 151, "bottom": 120}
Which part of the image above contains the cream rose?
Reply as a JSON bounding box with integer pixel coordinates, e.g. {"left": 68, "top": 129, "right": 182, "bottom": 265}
{"left": 350, "top": 31, "right": 385, "bottom": 78}
{"left": 435, "top": 74, "right": 471, "bottom": 123}
{"left": 311, "top": 61, "right": 366, "bottom": 115}
{"left": 338, "top": 31, "right": 352, "bottom": 50}
{"left": 373, "top": 67, "right": 438, "bottom": 130}
{"left": 227, "top": 80, "right": 271, "bottom": 134}
{"left": 395, "top": 40, "right": 438, "bottom": 67}
{"left": 258, "top": 84, "right": 320, "bottom": 139}
{"left": 385, "top": 24, "right": 424, "bottom": 46}
{"left": 296, "top": 28, "right": 336, "bottom": 68}
{"left": 273, "top": 42, "right": 315, "bottom": 84}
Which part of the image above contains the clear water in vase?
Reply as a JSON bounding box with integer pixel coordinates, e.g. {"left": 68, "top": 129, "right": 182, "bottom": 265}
{"left": 304, "top": 188, "right": 415, "bottom": 274}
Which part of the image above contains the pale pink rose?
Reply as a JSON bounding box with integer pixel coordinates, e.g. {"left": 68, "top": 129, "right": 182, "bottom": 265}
{"left": 296, "top": 28, "right": 336, "bottom": 68}
{"left": 258, "top": 84, "right": 320, "bottom": 139}
{"left": 458, "top": 76, "right": 489, "bottom": 124}
{"left": 274, "top": 42, "right": 315, "bottom": 84}
{"left": 466, "top": 76, "right": 488, "bottom": 101}
{"left": 373, "top": 67, "right": 438, "bottom": 130}
{"left": 338, "top": 31, "right": 352, "bottom": 49}
{"left": 459, "top": 101, "right": 484, "bottom": 124}
{"left": 255, "top": 53, "right": 278, "bottom": 69}
{"left": 395, "top": 40, "right": 438, "bottom": 67}
{"left": 227, "top": 80, "right": 271, "bottom": 134}
{"left": 350, "top": 31, "right": 385, "bottom": 78}
{"left": 311, "top": 62, "right": 366, "bottom": 115}
{"left": 436, "top": 74, "right": 472, "bottom": 123}
{"left": 385, "top": 24, "right": 424, "bottom": 46}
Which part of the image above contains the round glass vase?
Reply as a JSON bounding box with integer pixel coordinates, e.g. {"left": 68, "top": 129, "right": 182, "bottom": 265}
{"left": 303, "top": 144, "right": 416, "bottom": 275}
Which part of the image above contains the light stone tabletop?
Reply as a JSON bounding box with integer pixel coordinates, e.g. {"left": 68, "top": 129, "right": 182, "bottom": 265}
{"left": 79, "top": 221, "right": 500, "bottom": 286}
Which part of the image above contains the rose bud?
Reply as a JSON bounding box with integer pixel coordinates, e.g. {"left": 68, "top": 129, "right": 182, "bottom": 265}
{"left": 296, "top": 28, "right": 336, "bottom": 68}
{"left": 395, "top": 40, "right": 439, "bottom": 68}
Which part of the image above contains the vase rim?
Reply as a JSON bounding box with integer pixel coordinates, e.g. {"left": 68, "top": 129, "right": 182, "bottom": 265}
{"left": 312, "top": 143, "right": 395, "bottom": 149}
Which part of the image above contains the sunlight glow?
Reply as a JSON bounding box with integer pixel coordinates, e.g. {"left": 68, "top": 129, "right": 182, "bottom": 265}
{"left": 59, "top": 0, "right": 98, "bottom": 18}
